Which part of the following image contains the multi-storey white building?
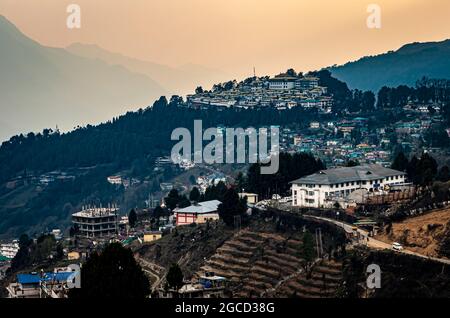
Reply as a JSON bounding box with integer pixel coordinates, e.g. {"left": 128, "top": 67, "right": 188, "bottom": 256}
{"left": 290, "top": 165, "right": 406, "bottom": 208}
{"left": 1, "top": 240, "right": 19, "bottom": 259}
{"left": 268, "top": 76, "right": 297, "bottom": 90}
{"left": 295, "top": 76, "right": 320, "bottom": 90}
{"left": 72, "top": 207, "right": 119, "bottom": 238}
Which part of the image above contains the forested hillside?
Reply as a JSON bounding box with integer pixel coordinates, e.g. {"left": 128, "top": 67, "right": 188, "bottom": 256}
{"left": 329, "top": 39, "right": 450, "bottom": 92}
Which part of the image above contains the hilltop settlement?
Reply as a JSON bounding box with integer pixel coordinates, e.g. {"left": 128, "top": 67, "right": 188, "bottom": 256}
{"left": 2, "top": 70, "right": 450, "bottom": 298}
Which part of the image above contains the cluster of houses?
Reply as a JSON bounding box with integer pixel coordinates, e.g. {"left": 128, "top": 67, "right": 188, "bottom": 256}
{"left": 196, "top": 172, "right": 227, "bottom": 193}
{"left": 106, "top": 175, "right": 140, "bottom": 189}
{"left": 186, "top": 73, "right": 332, "bottom": 112}
{"left": 276, "top": 109, "right": 446, "bottom": 167}
{"left": 3, "top": 161, "right": 410, "bottom": 298}
{"left": 155, "top": 156, "right": 194, "bottom": 172}
{"left": 6, "top": 267, "right": 80, "bottom": 298}
{"left": 5, "top": 170, "right": 76, "bottom": 191}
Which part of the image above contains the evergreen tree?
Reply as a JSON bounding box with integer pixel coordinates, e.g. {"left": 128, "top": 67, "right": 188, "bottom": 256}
{"left": 11, "top": 234, "right": 32, "bottom": 271}
{"left": 235, "top": 172, "right": 247, "bottom": 191}
{"left": 69, "top": 243, "right": 149, "bottom": 298}
{"left": 189, "top": 187, "right": 201, "bottom": 203}
{"left": 407, "top": 156, "right": 419, "bottom": 183}
{"left": 437, "top": 166, "right": 450, "bottom": 182}
{"left": 417, "top": 153, "right": 438, "bottom": 185}
{"left": 164, "top": 189, "right": 182, "bottom": 210}
{"left": 153, "top": 206, "right": 165, "bottom": 219}
{"left": 391, "top": 152, "right": 409, "bottom": 172}
{"left": 166, "top": 263, "right": 184, "bottom": 291}
{"left": 128, "top": 209, "right": 137, "bottom": 228}
{"left": 218, "top": 188, "right": 246, "bottom": 227}
{"left": 346, "top": 160, "right": 359, "bottom": 167}
{"left": 178, "top": 195, "right": 191, "bottom": 208}
{"left": 301, "top": 231, "right": 315, "bottom": 266}
{"left": 246, "top": 152, "right": 324, "bottom": 198}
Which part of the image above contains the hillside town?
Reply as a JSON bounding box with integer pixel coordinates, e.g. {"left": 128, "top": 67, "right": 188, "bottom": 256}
{"left": 186, "top": 72, "right": 333, "bottom": 112}
{"left": 2, "top": 68, "right": 450, "bottom": 299}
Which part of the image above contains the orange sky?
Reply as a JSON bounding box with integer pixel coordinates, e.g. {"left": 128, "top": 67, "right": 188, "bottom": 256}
{"left": 1, "top": 0, "right": 450, "bottom": 78}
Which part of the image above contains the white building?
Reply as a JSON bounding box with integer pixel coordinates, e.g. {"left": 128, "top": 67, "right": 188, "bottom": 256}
{"left": 107, "top": 175, "right": 122, "bottom": 185}
{"left": 1, "top": 240, "right": 19, "bottom": 259}
{"left": 268, "top": 76, "right": 297, "bottom": 90}
{"left": 72, "top": 206, "right": 119, "bottom": 238}
{"left": 7, "top": 267, "right": 79, "bottom": 298}
{"left": 310, "top": 122, "right": 320, "bottom": 129}
{"left": 290, "top": 165, "right": 406, "bottom": 208}
{"left": 295, "top": 76, "right": 320, "bottom": 90}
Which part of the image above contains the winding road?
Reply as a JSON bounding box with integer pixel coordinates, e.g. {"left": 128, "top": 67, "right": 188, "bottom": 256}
{"left": 305, "top": 215, "right": 450, "bottom": 265}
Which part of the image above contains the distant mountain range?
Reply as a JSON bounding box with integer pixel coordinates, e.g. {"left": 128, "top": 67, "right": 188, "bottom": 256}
{"left": 2, "top": 12, "right": 450, "bottom": 142}
{"left": 0, "top": 15, "right": 228, "bottom": 141}
{"left": 66, "top": 43, "right": 230, "bottom": 97}
{"left": 329, "top": 39, "right": 450, "bottom": 92}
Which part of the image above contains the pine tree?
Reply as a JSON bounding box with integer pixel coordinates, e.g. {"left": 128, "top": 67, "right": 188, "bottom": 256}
{"left": 165, "top": 189, "right": 181, "bottom": 210}
{"left": 128, "top": 209, "right": 137, "bottom": 228}
{"left": 69, "top": 243, "right": 150, "bottom": 298}
{"left": 391, "top": 152, "right": 409, "bottom": 172}
{"left": 166, "top": 263, "right": 184, "bottom": 291}
{"left": 189, "top": 187, "right": 201, "bottom": 203}
{"left": 218, "top": 188, "right": 246, "bottom": 226}
{"left": 301, "top": 231, "right": 315, "bottom": 266}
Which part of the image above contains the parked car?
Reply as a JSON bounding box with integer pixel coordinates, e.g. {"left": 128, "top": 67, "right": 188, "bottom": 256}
{"left": 392, "top": 242, "right": 403, "bottom": 251}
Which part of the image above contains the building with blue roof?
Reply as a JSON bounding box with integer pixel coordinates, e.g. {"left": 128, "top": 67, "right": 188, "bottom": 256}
{"left": 7, "top": 270, "right": 78, "bottom": 298}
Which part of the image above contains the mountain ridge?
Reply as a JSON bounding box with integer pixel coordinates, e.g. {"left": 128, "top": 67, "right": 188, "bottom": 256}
{"left": 328, "top": 38, "right": 450, "bottom": 92}
{"left": 0, "top": 15, "right": 167, "bottom": 141}
{"left": 66, "top": 42, "right": 230, "bottom": 97}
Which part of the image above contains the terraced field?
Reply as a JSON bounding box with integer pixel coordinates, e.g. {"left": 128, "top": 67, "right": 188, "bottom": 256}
{"left": 196, "top": 229, "right": 343, "bottom": 298}
{"left": 272, "top": 260, "right": 343, "bottom": 298}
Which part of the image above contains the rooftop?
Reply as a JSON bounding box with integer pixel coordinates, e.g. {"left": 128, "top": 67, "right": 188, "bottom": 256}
{"left": 17, "top": 272, "right": 76, "bottom": 285}
{"left": 290, "top": 164, "right": 405, "bottom": 185}
{"left": 72, "top": 207, "right": 118, "bottom": 218}
{"left": 176, "top": 200, "right": 221, "bottom": 215}
{"left": 0, "top": 255, "right": 11, "bottom": 262}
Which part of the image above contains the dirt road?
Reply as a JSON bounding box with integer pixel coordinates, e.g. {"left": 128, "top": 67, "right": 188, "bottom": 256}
{"left": 305, "top": 215, "right": 450, "bottom": 265}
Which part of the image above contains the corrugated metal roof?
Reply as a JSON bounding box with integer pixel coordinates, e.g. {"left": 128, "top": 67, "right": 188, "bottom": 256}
{"left": 17, "top": 272, "right": 75, "bottom": 285}
{"left": 176, "top": 200, "right": 221, "bottom": 214}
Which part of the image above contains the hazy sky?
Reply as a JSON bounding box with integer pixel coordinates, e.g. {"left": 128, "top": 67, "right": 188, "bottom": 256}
{"left": 1, "top": 0, "right": 450, "bottom": 78}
